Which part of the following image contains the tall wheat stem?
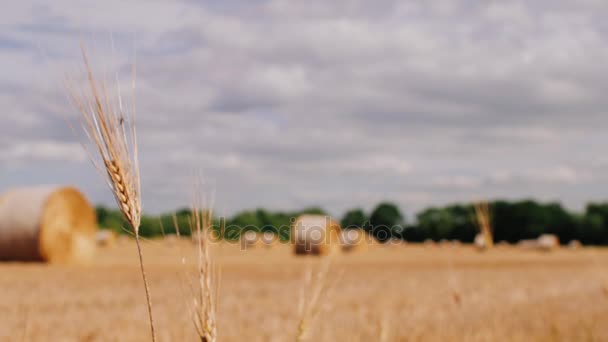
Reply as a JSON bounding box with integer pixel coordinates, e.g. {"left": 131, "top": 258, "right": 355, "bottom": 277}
{"left": 135, "top": 233, "right": 156, "bottom": 341}
{"left": 67, "top": 44, "right": 156, "bottom": 341}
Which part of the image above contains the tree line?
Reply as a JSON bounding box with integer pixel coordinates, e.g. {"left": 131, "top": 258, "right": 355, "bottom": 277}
{"left": 96, "top": 199, "right": 608, "bottom": 245}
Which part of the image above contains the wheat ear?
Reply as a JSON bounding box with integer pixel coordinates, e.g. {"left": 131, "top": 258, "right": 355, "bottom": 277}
{"left": 67, "top": 44, "right": 156, "bottom": 341}
{"left": 191, "top": 183, "right": 219, "bottom": 342}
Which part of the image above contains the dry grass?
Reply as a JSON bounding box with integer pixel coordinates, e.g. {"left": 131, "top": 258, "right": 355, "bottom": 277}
{"left": 296, "top": 256, "right": 338, "bottom": 341}
{"left": 67, "top": 45, "right": 156, "bottom": 340}
{"left": 1, "top": 243, "right": 608, "bottom": 341}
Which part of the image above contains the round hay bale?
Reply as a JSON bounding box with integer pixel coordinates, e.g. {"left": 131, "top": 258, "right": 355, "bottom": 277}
{"left": 96, "top": 229, "right": 117, "bottom": 248}
{"left": 339, "top": 228, "right": 368, "bottom": 253}
{"left": 496, "top": 240, "right": 510, "bottom": 248}
{"left": 423, "top": 239, "right": 436, "bottom": 248}
{"left": 568, "top": 240, "right": 582, "bottom": 249}
{"left": 0, "top": 186, "right": 97, "bottom": 264}
{"left": 538, "top": 234, "right": 559, "bottom": 251}
{"left": 474, "top": 233, "right": 487, "bottom": 250}
{"left": 292, "top": 215, "right": 341, "bottom": 256}
{"left": 517, "top": 239, "right": 538, "bottom": 250}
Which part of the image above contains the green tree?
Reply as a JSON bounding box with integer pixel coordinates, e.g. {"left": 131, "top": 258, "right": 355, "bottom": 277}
{"left": 369, "top": 202, "right": 404, "bottom": 242}
{"left": 226, "top": 210, "right": 260, "bottom": 239}
{"left": 341, "top": 208, "right": 368, "bottom": 229}
{"left": 416, "top": 205, "right": 476, "bottom": 242}
{"left": 96, "top": 206, "right": 127, "bottom": 234}
{"left": 581, "top": 203, "right": 608, "bottom": 244}
{"left": 299, "top": 207, "right": 327, "bottom": 216}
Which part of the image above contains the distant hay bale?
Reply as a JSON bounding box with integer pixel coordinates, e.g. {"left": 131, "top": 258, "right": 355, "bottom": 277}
{"left": 292, "top": 215, "right": 341, "bottom": 256}
{"left": 473, "top": 201, "right": 493, "bottom": 250}
{"left": 260, "top": 231, "right": 279, "bottom": 248}
{"left": 339, "top": 228, "right": 368, "bottom": 253}
{"left": 96, "top": 229, "right": 117, "bottom": 248}
{"left": 497, "top": 240, "right": 510, "bottom": 248}
{"left": 537, "top": 234, "right": 559, "bottom": 251}
{"left": 568, "top": 240, "right": 582, "bottom": 249}
{"left": 241, "top": 230, "right": 260, "bottom": 250}
{"left": 440, "top": 239, "right": 460, "bottom": 249}
{"left": 474, "top": 233, "right": 487, "bottom": 250}
{"left": 117, "top": 234, "right": 131, "bottom": 245}
{"left": 0, "top": 186, "right": 97, "bottom": 264}
{"left": 517, "top": 239, "right": 539, "bottom": 250}
{"left": 517, "top": 235, "right": 560, "bottom": 252}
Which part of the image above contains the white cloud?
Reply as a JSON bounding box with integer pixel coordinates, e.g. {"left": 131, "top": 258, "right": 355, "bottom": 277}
{"left": 0, "top": 140, "right": 86, "bottom": 162}
{"left": 1, "top": 1, "right": 608, "bottom": 215}
{"left": 432, "top": 176, "right": 481, "bottom": 190}
{"left": 489, "top": 165, "right": 592, "bottom": 186}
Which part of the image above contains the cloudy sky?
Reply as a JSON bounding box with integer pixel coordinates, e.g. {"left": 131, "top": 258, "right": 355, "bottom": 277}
{"left": 1, "top": 1, "right": 608, "bottom": 219}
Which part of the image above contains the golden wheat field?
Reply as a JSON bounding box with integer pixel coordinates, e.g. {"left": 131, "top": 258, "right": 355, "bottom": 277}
{"left": 1, "top": 240, "right": 608, "bottom": 342}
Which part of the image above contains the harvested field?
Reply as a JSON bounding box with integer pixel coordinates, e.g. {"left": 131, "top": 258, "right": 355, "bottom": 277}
{"left": 1, "top": 241, "right": 608, "bottom": 341}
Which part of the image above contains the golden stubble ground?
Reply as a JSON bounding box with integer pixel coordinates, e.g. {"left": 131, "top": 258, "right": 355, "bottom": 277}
{"left": 1, "top": 239, "right": 607, "bottom": 342}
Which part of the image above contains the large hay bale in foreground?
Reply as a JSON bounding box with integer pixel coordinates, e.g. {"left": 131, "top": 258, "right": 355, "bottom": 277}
{"left": 292, "top": 215, "right": 341, "bottom": 256}
{"left": 0, "top": 186, "right": 97, "bottom": 263}
{"left": 339, "top": 228, "right": 368, "bottom": 253}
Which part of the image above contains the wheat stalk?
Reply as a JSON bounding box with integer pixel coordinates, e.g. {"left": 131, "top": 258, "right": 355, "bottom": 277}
{"left": 172, "top": 212, "right": 181, "bottom": 238}
{"left": 190, "top": 183, "right": 219, "bottom": 342}
{"left": 158, "top": 216, "right": 166, "bottom": 237}
{"left": 67, "top": 44, "right": 156, "bottom": 341}
{"left": 474, "top": 201, "right": 494, "bottom": 249}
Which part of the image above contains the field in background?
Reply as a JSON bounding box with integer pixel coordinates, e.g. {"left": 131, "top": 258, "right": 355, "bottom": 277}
{"left": 1, "top": 241, "right": 608, "bottom": 341}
